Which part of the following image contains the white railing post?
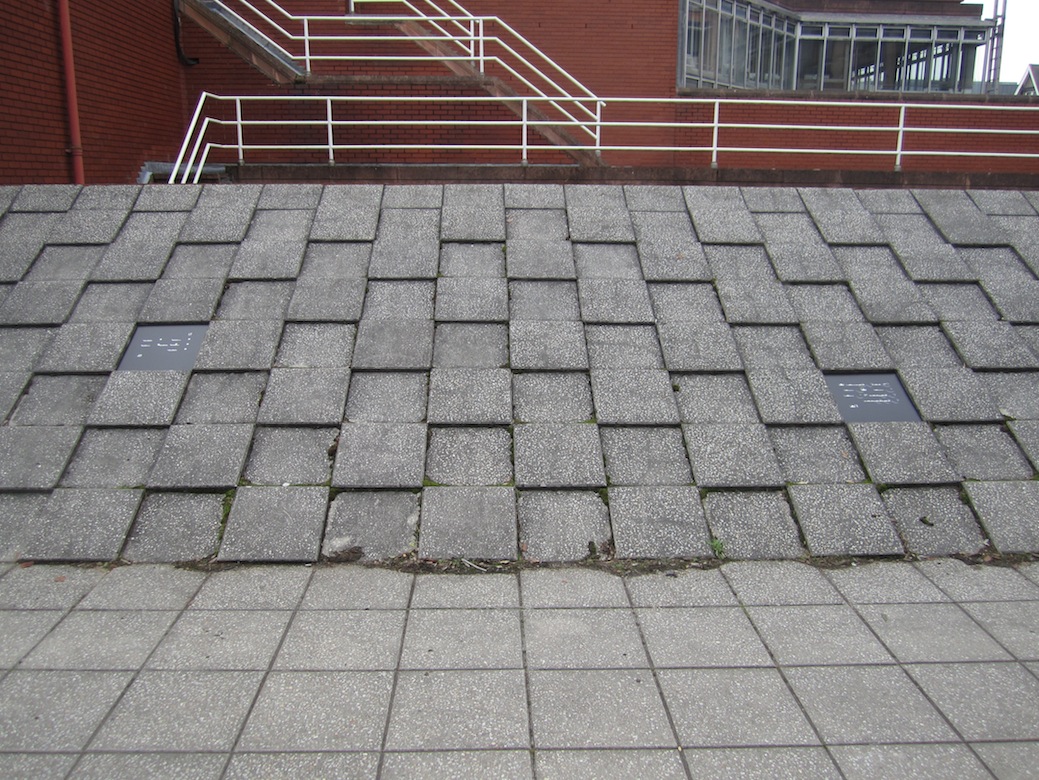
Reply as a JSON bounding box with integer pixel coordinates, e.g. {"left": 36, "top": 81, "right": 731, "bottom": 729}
{"left": 894, "top": 104, "right": 907, "bottom": 172}
{"left": 327, "top": 98, "right": 335, "bottom": 164}
{"left": 521, "top": 98, "right": 528, "bottom": 164}
{"left": 596, "top": 100, "right": 605, "bottom": 158}
{"left": 303, "top": 18, "right": 312, "bottom": 72}
{"left": 236, "top": 97, "right": 245, "bottom": 164}
{"left": 169, "top": 92, "right": 210, "bottom": 184}
{"left": 478, "top": 18, "right": 485, "bottom": 72}
{"left": 710, "top": 99, "right": 721, "bottom": 169}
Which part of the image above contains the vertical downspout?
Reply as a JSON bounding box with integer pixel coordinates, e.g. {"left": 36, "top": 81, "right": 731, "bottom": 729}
{"left": 58, "top": 0, "right": 85, "bottom": 184}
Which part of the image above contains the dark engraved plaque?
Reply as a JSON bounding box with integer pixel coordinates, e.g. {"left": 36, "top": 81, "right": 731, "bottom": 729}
{"left": 825, "top": 373, "right": 921, "bottom": 423}
{"left": 118, "top": 324, "right": 208, "bottom": 371}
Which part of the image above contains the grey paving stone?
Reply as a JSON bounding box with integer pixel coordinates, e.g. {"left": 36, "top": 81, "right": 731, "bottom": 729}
{"left": 160, "top": 242, "right": 236, "bottom": 279}
{"left": 590, "top": 369, "right": 679, "bottom": 424}
{"left": 244, "top": 427, "right": 337, "bottom": 485}
{"left": 964, "top": 480, "right": 1039, "bottom": 552}
{"left": 525, "top": 608, "right": 647, "bottom": 669}
{"left": 822, "top": 560, "right": 950, "bottom": 604}
{"left": 22, "top": 488, "right": 142, "bottom": 561}
{"left": 190, "top": 565, "right": 312, "bottom": 610}
{"left": 386, "top": 669, "right": 526, "bottom": 750}
{"left": 858, "top": 602, "right": 1011, "bottom": 663}
{"left": 972, "top": 743, "right": 1039, "bottom": 780}
{"left": 685, "top": 193, "right": 762, "bottom": 244}
{"left": 660, "top": 668, "right": 817, "bottom": 747}
{"left": 216, "top": 280, "right": 294, "bottom": 320}
{"left": 746, "top": 368, "right": 843, "bottom": 424}
{"left": 90, "top": 212, "right": 182, "bottom": 281}
{"left": 632, "top": 211, "right": 712, "bottom": 281}
{"left": 427, "top": 368, "right": 511, "bottom": 424}
{"left": 286, "top": 277, "right": 366, "bottom": 321}
{"left": 194, "top": 320, "right": 281, "bottom": 370}
{"left": 68, "top": 283, "right": 148, "bottom": 323}
{"left": 898, "top": 366, "right": 1002, "bottom": 422}
{"left": 518, "top": 490, "right": 610, "bottom": 562}
{"left": 770, "top": 426, "right": 866, "bottom": 484}
{"left": 505, "top": 183, "right": 565, "bottom": 209}
{"left": 985, "top": 374, "right": 1039, "bottom": 420}
{"left": 439, "top": 242, "right": 506, "bottom": 277}
{"left": 10, "top": 184, "right": 80, "bottom": 212}
{"left": 60, "top": 428, "right": 164, "bottom": 488}
{"left": 20, "top": 609, "right": 176, "bottom": 670}
{"left": 382, "top": 184, "right": 442, "bottom": 209}
{"left": 785, "top": 284, "right": 865, "bottom": 322}
{"left": 137, "top": 277, "right": 222, "bottom": 322}
{"left": 756, "top": 213, "right": 843, "bottom": 282}
{"left": 919, "top": 282, "right": 999, "bottom": 322}
{"left": 917, "top": 557, "right": 1039, "bottom": 600}
{"left": 352, "top": 319, "right": 434, "bottom": 370}
{"left": 574, "top": 243, "right": 642, "bottom": 279}
{"left": 532, "top": 749, "right": 686, "bottom": 779}
{"left": 936, "top": 424, "right": 1034, "bottom": 480}
{"left": 310, "top": 185, "right": 382, "bottom": 241}
{"left": 88, "top": 371, "right": 189, "bottom": 427}
{"left": 0, "top": 279, "right": 84, "bottom": 325}
{"left": 0, "top": 185, "right": 17, "bottom": 217}
{"left": 218, "top": 486, "right": 327, "bottom": 562}
{"left": 625, "top": 184, "right": 686, "bottom": 211}
{"left": 970, "top": 189, "right": 1038, "bottom": 216}
{"left": 0, "top": 328, "right": 53, "bottom": 373}
{"left": 512, "top": 372, "right": 592, "bottom": 423}
{"left": 847, "top": 422, "right": 958, "bottom": 485}
{"left": 577, "top": 279, "right": 654, "bottom": 324}
{"left": 442, "top": 184, "right": 505, "bottom": 241}
{"left": 148, "top": 424, "right": 253, "bottom": 489}
{"left": 687, "top": 748, "right": 841, "bottom": 779}
{"left": 133, "top": 184, "right": 202, "bottom": 212}
{"left": 799, "top": 187, "right": 885, "bottom": 244}
{"left": 513, "top": 423, "right": 605, "bottom": 488}
{"left": 672, "top": 373, "right": 759, "bottom": 423}
{"left": 431, "top": 323, "right": 508, "bottom": 368}
{"left": 734, "top": 325, "right": 815, "bottom": 370}
{"left": 877, "top": 213, "right": 974, "bottom": 281}
{"left": 962, "top": 601, "right": 1039, "bottom": 661}
{"left": 0, "top": 563, "right": 106, "bottom": 609}
{"left": 565, "top": 185, "right": 635, "bottom": 242}
{"left": 322, "top": 490, "right": 418, "bottom": 560}
{"left": 227, "top": 210, "right": 312, "bottom": 280}
{"left": 228, "top": 753, "right": 378, "bottom": 779}
{"left": 26, "top": 246, "right": 104, "bottom": 281}
{"left": 91, "top": 670, "right": 263, "bottom": 751}
{"left": 529, "top": 669, "right": 674, "bottom": 748}
{"left": 683, "top": 423, "right": 783, "bottom": 488}
{"left": 509, "top": 320, "right": 587, "bottom": 370}
{"left": 174, "top": 372, "right": 266, "bottom": 424}
{"left": 1010, "top": 419, "right": 1039, "bottom": 470}
{"left": 364, "top": 280, "right": 437, "bottom": 317}
{"left": 11, "top": 374, "right": 103, "bottom": 426}
{"left": 802, "top": 321, "right": 894, "bottom": 371}
{"left": 836, "top": 246, "right": 937, "bottom": 324}
{"left": 0, "top": 494, "right": 44, "bottom": 561}
{"left": 75, "top": 565, "right": 203, "bottom": 610}
{"left": 298, "top": 242, "right": 370, "bottom": 279}
{"left": 369, "top": 208, "right": 440, "bottom": 278}
{"left": 332, "top": 423, "right": 427, "bottom": 488}
{"left": 520, "top": 568, "right": 628, "bottom": 607}
{"left": 435, "top": 277, "right": 508, "bottom": 321}
{"left": 69, "top": 753, "right": 226, "bottom": 779}
{"left": 411, "top": 572, "right": 518, "bottom": 609}
{"left": 601, "top": 426, "right": 691, "bottom": 486}
{"left": 47, "top": 207, "right": 128, "bottom": 245}
{"left": 31, "top": 321, "right": 132, "bottom": 373}
{"left": 877, "top": 325, "right": 962, "bottom": 368}
{"left": 907, "top": 662, "right": 1039, "bottom": 742}
{"left": 647, "top": 282, "right": 723, "bottom": 322}
{"left": 657, "top": 321, "right": 742, "bottom": 372}
{"left": 146, "top": 608, "right": 286, "bottom": 671}
{"left": 609, "top": 486, "right": 711, "bottom": 558}
{"left": 637, "top": 605, "right": 771, "bottom": 667}
{"left": 508, "top": 280, "right": 579, "bottom": 320}
{"left": 788, "top": 484, "right": 903, "bottom": 556}
{"left": 507, "top": 208, "right": 567, "bottom": 241}
{"left": 0, "top": 426, "right": 80, "bottom": 489}
{"left": 741, "top": 186, "right": 807, "bottom": 213}
{"left": 750, "top": 603, "right": 894, "bottom": 665}
{"left": 71, "top": 185, "right": 140, "bottom": 212}
{"left": 0, "top": 371, "right": 27, "bottom": 421}
{"left": 418, "top": 486, "right": 517, "bottom": 559}
{"left": 400, "top": 608, "right": 519, "bottom": 669}
{"left": 274, "top": 322, "right": 355, "bottom": 368}
{"left": 344, "top": 371, "right": 427, "bottom": 422}
{"left": 121, "top": 492, "right": 224, "bottom": 563}
{"left": 722, "top": 561, "right": 842, "bottom": 606}
{"left": 995, "top": 214, "right": 1039, "bottom": 276}
{"left": 0, "top": 213, "right": 61, "bottom": 282}
{"left": 301, "top": 566, "right": 411, "bottom": 610}
{"left": 179, "top": 184, "right": 261, "bottom": 243}
{"left": 962, "top": 248, "right": 1039, "bottom": 322}
{"left": 943, "top": 320, "right": 1039, "bottom": 369}
{"left": 585, "top": 324, "right": 663, "bottom": 368}
{"left": 789, "top": 665, "right": 957, "bottom": 744}
{"left": 426, "top": 426, "right": 512, "bottom": 486}
{"left": 256, "top": 368, "right": 349, "bottom": 425}
{"left": 912, "top": 189, "right": 1005, "bottom": 245}
{"left": 704, "top": 491, "right": 804, "bottom": 559}
{"left": 832, "top": 744, "right": 992, "bottom": 780}
{"left": 715, "top": 279, "right": 798, "bottom": 324}
{"left": 505, "top": 239, "right": 576, "bottom": 279}
{"left": 0, "top": 669, "right": 131, "bottom": 752}
{"left": 256, "top": 183, "right": 322, "bottom": 211}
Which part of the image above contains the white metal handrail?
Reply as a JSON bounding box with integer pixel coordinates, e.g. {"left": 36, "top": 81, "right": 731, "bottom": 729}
{"left": 168, "top": 92, "right": 1039, "bottom": 183}
{"left": 196, "top": 0, "right": 600, "bottom": 138}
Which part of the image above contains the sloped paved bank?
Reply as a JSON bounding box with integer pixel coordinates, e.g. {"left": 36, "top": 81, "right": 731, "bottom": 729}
{"left": 0, "top": 184, "right": 1038, "bottom": 564}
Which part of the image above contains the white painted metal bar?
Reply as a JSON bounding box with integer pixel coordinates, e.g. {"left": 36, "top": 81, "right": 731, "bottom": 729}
{"left": 894, "top": 104, "right": 907, "bottom": 171}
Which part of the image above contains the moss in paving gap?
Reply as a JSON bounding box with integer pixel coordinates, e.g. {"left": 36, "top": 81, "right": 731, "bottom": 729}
{"left": 709, "top": 536, "right": 726, "bottom": 559}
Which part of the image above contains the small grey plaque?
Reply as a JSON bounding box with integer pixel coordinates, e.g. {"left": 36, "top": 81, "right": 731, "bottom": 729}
{"left": 118, "top": 324, "right": 208, "bottom": 371}
{"left": 825, "top": 373, "right": 921, "bottom": 423}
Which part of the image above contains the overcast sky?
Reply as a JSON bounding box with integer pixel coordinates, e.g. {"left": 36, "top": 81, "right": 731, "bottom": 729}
{"left": 974, "top": 0, "right": 1036, "bottom": 83}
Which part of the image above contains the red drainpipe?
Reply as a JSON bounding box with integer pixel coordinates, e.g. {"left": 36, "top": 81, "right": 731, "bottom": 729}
{"left": 57, "top": 0, "right": 85, "bottom": 184}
